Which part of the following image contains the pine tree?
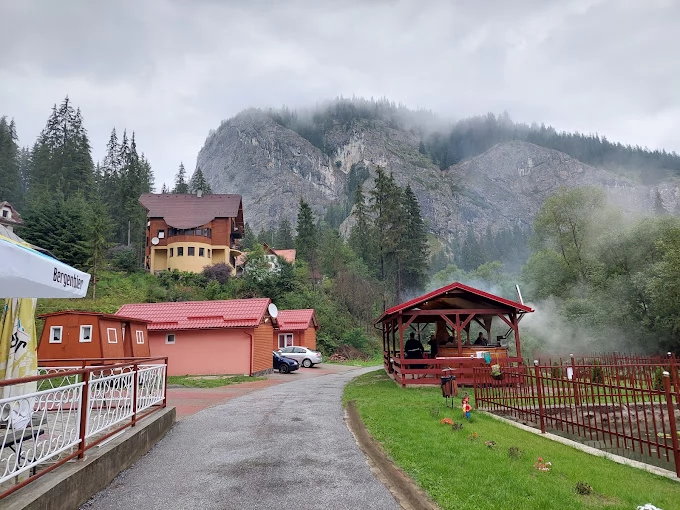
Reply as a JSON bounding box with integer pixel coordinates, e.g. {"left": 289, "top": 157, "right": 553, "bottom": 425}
{"left": 189, "top": 166, "right": 212, "bottom": 194}
{"left": 295, "top": 199, "right": 318, "bottom": 268}
{"left": 275, "top": 218, "right": 295, "bottom": 249}
{"left": 0, "top": 116, "right": 21, "bottom": 203}
{"left": 161, "top": 183, "right": 169, "bottom": 194}
{"left": 87, "top": 197, "right": 113, "bottom": 299}
{"left": 654, "top": 188, "right": 666, "bottom": 215}
{"left": 402, "top": 185, "right": 429, "bottom": 291}
{"left": 173, "top": 163, "right": 189, "bottom": 193}
{"left": 348, "top": 183, "right": 374, "bottom": 267}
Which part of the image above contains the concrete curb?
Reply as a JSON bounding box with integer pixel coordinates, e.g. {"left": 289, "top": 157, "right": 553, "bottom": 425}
{"left": 3, "top": 406, "right": 176, "bottom": 510}
{"left": 481, "top": 410, "right": 680, "bottom": 482}
{"left": 345, "top": 400, "right": 439, "bottom": 510}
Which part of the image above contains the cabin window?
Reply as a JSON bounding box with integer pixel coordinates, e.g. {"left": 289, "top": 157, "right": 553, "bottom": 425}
{"left": 107, "top": 328, "right": 118, "bottom": 343}
{"left": 80, "top": 325, "right": 92, "bottom": 343}
{"left": 136, "top": 330, "right": 145, "bottom": 344}
{"left": 278, "top": 333, "right": 294, "bottom": 349}
{"left": 49, "top": 326, "right": 63, "bottom": 344}
{"left": 166, "top": 333, "right": 176, "bottom": 345}
{"left": 199, "top": 247, "right": 205, "bottom": 257}
{"left": 188, "top": 246, "right": 195, "bottom": 256}
{"left": 196, "top": 228, "right": 202, "bottom": 236}
{"left": 177, "top": 247, "right": 184, "bottom": 256}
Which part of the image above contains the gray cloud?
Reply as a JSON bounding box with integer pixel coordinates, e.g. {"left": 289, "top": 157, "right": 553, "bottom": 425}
{"left": 0, "top": 0, "right": 678, "bottom": 188}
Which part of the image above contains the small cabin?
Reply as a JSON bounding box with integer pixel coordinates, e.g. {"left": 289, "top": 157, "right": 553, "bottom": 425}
{"left": 273, "top": 309, "right": 319, "bottom": 350}
{"left": 38, "top": 311, "right": 150, "bottom": 363}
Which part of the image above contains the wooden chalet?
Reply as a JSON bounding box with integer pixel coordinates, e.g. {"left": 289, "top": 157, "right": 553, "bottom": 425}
{"left": 376, "top": 282, "right": 534, "bottom": 386}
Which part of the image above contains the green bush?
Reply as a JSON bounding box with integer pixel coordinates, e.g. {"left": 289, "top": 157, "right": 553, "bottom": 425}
{"left": 591, "top": 360, "right": 604, "bottom": 384}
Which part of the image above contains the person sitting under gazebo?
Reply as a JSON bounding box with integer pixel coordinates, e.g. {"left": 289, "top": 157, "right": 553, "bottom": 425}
{"left": 474, "top": 332, "right": 487, "bottom": 346}
{"left": 405, "top": 332, "right": 425, "bottom": 378}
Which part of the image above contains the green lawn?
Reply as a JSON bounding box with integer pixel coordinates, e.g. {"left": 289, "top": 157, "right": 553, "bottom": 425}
{"left": 344, "top": 370, "right": 679, "bottom": 510}
{"left": 327, "top": 354, "right": 384, "bottom": 367}
{"left": 167, "top": 375, "right": 264, "bottom": 388}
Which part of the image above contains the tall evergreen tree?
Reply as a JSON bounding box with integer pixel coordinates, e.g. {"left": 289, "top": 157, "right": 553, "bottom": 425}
{"left": 189, "top": 166, "right": 212, "bottom": 194}
{"left": 161, "top": 183, "right": 169, "bottom": 194}
{"left": 348, "top": 183, "right": 374, "bottom": 267}
{"left": 0, "top": 116, "right": 21, "bottom": 203}
{"left": 402, "top": 185, "right": 429, "bottom": 291}
{"left": 28, "top": 97, "right": 94, "bottom": 199}
{"left": 295, "top": 199, "right": 318, "bottom": 269}
{"left": 275, "top": 218, "right": 295, "bottom": 249}
{"left": 173, "top": 163, "right": 189, "bottom": 193}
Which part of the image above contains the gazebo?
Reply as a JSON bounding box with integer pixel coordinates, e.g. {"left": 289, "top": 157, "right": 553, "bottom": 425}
{"left": 375, "top": 282, "right": 534, "bottom": 386}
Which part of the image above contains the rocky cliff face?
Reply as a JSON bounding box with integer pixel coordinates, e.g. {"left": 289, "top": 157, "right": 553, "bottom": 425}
{"left": 196, "top": 109, "right": 680, "bottom": 246}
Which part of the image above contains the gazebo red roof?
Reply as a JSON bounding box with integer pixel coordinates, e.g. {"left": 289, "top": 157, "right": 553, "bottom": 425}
{"left": 116, "top": 299, "right": 271, "bottom": 331}
{"left": 276, "top": 309, "right": 318, "bottom": 332}
{"left": 376, "top": 282, "right": 533, "bottom": 323}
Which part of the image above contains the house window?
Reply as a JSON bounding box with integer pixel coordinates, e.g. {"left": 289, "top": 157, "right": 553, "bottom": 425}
{"left": 177, "top": 247, "right": 184, "bottom": 256}
{"left": 158, "top": 230, "right": 165, "bottom": 239}
{"left": 208, "top": 249, "right": 211, "bottom": 258}
{"left": 188, "top": 246, "right": 195, "bottom": 256}
{"left": 196, "top": 229, "right": 202, "bottom": 236}
{"left": 49, "top": 326, "right": 63, "bottom": 344}
{"left": 79, "top": 325, "right": 92, "bottom": 343}
{"left": 199, "top": 247, "right": 205, "bottom": 257}
{"left": 2, "top": 209, "right": 8, "bottom": 218}
{"left": 107, "top": 328, "right": 118, "bottom": 343}
{"left": 136, "top": 330, "right": 145, "bottom": 344}
{"left": 166, "top": 333, "right": 176, "bottom": 344}
{"left": 278, "top": 333, "right": 294, "bottom": 349}
{"left": 170, "top": 247, "right": 174, "bottom": 257}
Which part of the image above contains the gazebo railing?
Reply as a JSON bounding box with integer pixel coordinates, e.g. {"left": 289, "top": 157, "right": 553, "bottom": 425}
{"left": 0, "top": 357, "right": 167, "bottom": 500}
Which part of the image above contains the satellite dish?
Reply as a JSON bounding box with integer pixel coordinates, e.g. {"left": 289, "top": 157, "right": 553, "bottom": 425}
{"left": 268, "top": 303, "right": 278, "bottom": 318}
{"left": 151, "top": 237, "right": 159, "bottom": 245}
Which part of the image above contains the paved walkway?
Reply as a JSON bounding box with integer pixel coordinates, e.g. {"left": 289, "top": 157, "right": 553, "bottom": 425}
{"left": 82, "top": 366, "right": 399, "bottom": 510}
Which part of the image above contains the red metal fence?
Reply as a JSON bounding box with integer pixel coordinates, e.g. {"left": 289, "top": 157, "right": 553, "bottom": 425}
{"left": 473, "top": 355, "right": 680, "bottom": 477}
{"left": 0, "top": 357, "right": 168, "bottom": 499}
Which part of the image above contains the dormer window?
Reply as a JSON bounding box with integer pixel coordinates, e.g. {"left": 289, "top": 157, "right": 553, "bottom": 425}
{"left": 1, "top": 208, "right": 9, "bottom": 219}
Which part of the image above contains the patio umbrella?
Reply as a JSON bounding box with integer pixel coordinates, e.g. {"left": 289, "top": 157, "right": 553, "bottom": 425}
{"left": 0, "top": 233, "right": 90, "bottom": 298}
{"left": 0, "top": 297, "right": 38, "bottom": 429}
{"left": 0, "top": 234, "right": 90, "bottom": 429}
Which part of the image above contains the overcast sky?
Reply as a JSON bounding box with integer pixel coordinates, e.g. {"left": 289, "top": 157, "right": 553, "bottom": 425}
{"left": 1, "top": 0, "right": 678, "bottom": 189}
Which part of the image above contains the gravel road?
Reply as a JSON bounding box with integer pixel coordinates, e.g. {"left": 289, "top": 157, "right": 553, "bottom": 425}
{"left": 82, "top": 366, "right": 399, "bottom": 510}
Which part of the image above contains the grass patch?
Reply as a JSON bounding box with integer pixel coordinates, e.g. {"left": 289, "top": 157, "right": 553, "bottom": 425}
{"left": 327, "top": 354, "right": 384, "bottom": 367}
{"left": 167, "top": 375, "right": 264, "bottom": 388}
{"left": 344, "top": 371, "right": 678, "bottom": 510}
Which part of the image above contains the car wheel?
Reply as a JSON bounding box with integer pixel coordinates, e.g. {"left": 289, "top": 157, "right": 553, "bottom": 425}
{"left": 302, "top": 359, "right": 312, "bottom": 368}
{"left": 279, "top": 364, "right": 290, "bottom": 374}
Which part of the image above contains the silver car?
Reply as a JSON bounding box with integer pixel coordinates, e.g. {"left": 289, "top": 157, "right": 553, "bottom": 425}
{"left": 278, "top": 346, "right": 322, "bottom": 368}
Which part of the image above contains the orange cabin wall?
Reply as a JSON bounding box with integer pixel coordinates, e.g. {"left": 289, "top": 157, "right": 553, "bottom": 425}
{"left": 99, "top": 319, "right": 126, "bottom": 359}
{"left": 253, "top": 322, "right": 274, "bottom": 373}
{"left": 301, "top": 327, "right": 317, "bottom": 350}
{"left": 147, "top": 328, "right": 253, "bottom": 376}
{"left": 123, "top": 322, "right": 151, "bottom": 358}
{"left": 38, "top": 316, "right": 103, "bottom": 360}
{"left": 272, "top": 326, "right": 317, "bottom": 351}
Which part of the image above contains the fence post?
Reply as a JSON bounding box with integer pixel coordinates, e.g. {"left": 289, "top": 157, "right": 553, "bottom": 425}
{"left": 663, "top": 372, "right": 680, "bottom": 478}
{"left": 78, "top": 369, "right": 90, "bottom": 459}
{"left": 669, "top": 353, "right": 679, "bottom": 411}
{"left": 163, "top": 357, "right": 168, "bottom": 409}
{"left": 534, "top": 360, "right": 546, "bottom": 434}
{"left": 570, "top": 354, "right": 580, "bottom": 406}
{"left": 132, "top": 363, "right": 138, "bottom": 427}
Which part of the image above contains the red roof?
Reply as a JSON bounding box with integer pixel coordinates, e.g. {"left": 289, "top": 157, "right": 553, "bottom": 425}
{"left": 272, "top": 249, "right": 296, "bottom": 264}
{"left": 376, "top": 282, "right": 534, "bottom": 323}
{"left": 139, "top": 193, "right": 242, "bottom": 229}
{"left": 276, "top": 309, "right": 318, "bottom": 332}
{"left": 116, "top": 299, "right": 271, "bottom": 331}
{"left": 38, "top": 310, "right": 150, "bottom": 323}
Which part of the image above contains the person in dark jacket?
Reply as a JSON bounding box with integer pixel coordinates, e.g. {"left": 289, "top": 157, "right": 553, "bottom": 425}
{"left": 427, "top": 334, "right": 439, "bottom": 359}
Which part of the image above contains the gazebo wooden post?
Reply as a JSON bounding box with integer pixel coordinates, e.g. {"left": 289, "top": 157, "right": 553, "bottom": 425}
{"left": 398, "top": 314, "right": 405, "bottom": 387}
{"left": 513, "top": 313, "right": 522, "bottom": 359}
{"left": 455, "top": 314, "right": 462, "bottom": 356}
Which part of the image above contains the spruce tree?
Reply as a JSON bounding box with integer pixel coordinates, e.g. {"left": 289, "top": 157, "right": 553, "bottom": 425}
{"left": 161, "top": 183, "right": 169, "bottom": 194}
{"left": 189, "top": 166, "right": 212, "bottom": 194}
{"left": 402, "top": 185, "right": 429, "bottom": 291}
{"left": 295, "top": 199, "right": 318, "bottom": 268}
{"left": 173, "top": 163, "right": 189, "bottom": 193}
{"left": 0, "top": 116, "right": 21, "bottom": 203}
{"left": 348, "top": 183, "right": 375, "bottom": 268}
{"left": 275, "top": 218, "right": 295, "bottom": 249}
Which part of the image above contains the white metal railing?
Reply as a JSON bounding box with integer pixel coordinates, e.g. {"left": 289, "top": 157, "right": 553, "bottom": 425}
{"left": 0, "top": 359, "right": 167, "bottom": 495}
{"left": 0, "top": 382, "right": 83, "bottom": 484}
